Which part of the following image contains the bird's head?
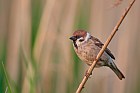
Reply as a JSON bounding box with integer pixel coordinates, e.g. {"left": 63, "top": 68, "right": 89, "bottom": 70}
{"left": 69, "top": 30, "right": 91, "bottom": 49}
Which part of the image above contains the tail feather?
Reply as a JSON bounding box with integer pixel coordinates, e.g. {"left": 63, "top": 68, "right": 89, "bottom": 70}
{"left": 109, "top": 63, "right": 125, "bottom": 80}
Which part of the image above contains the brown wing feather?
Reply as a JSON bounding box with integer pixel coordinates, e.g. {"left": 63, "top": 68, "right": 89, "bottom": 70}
{"left": 91, "top": 36, "right": 115, "bottom": 60}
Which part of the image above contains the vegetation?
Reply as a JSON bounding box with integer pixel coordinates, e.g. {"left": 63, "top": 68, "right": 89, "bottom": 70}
{"left": 0, "top": 0, "right": 140, "bottom": 93}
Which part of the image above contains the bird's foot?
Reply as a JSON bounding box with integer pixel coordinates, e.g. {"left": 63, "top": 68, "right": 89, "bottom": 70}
{"left": 85, "top": 70, "right": 92, "bottom": 78}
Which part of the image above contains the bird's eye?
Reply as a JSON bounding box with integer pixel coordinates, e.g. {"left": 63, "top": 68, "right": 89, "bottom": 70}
{"left": 76, "top": 36, "right": 80, "bottom": 39}
{"left": 79, "top": 39, "right": 84, "bottom": 42}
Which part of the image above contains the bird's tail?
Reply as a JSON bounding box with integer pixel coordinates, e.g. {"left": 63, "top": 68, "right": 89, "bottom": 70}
{"left": 109, "top": 62, "right": 125, "bottom": 80}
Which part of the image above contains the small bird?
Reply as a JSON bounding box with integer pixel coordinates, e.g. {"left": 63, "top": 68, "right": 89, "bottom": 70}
{"left": 69, "top": 30, "right": 125, "bottom": 80}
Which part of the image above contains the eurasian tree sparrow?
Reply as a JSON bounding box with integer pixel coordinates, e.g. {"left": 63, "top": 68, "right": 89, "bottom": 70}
{"left": 70, "top": 30, "right": 125, "bottom": 80}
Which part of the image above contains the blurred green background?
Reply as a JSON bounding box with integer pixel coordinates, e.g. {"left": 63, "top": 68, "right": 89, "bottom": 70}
{"left": 0, "top": 0, "right": 140, "bottom": 93}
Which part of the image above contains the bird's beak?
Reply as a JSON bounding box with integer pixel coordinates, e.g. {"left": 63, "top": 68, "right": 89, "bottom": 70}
{"left": 69, "top": 36, "right": 76, "bottom": 41}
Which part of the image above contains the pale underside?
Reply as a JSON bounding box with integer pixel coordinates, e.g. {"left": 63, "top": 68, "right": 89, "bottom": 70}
{"left": 74, "top": 38, "right": 113, "bottom": 67}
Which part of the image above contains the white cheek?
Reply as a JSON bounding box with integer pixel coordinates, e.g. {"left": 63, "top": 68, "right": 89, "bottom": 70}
{"left": 76, "top": 40, "right": 81, "bottom": 46}
{"left": 75, "top": 33, "right": 91, "bottom": 47}
{"left": 76, "top": 38, "right": 85, "bottom": 46}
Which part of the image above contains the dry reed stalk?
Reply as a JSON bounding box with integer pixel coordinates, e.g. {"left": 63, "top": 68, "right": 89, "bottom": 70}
{"left": 36, "top": 0, "right": 66, "bottom": 92}
{"left": 76, "top": 0, "right": 136, "bottom": 93}
{"left": 39, "top": 1, "right": 64, "bottom": 92}
{"left": 33, "top": 0, "right": 56, "bottom": 62}
{"left": 6, "top": 0, "right": 21, "bottom": 81}
{"left": 54, "top": 0, "right": 79, "bottom": 92}
{"left": 20, "top": 0, "right": 31, "bottom": 93}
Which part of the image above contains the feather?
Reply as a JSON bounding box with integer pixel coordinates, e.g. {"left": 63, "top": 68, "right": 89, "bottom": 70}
{"left": 91, "top": 36, "right": 115, "bottom": 60}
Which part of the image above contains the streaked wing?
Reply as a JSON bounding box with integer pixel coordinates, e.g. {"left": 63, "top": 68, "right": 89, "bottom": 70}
{"left": 91, "top": 36, "right": 115, "bottom": 60}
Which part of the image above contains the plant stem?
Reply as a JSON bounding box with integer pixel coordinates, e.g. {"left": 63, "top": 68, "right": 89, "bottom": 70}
{"left": 2, "top": 62, "right": 13, "bottom": 93}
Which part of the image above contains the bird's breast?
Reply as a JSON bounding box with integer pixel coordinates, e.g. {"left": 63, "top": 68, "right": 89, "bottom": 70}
{"left": 74, "top": 42, "right": 97, "bottom": 65}
{"left": 74, "top": 41, "right": 111, "bottom": 67}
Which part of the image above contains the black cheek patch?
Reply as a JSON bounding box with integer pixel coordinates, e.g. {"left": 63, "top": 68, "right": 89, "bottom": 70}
{"left": 79, "top": 39, "right": 84, "bottom": 42}
{"left": 73, "top": 41, "right": 78, "bottom": 49}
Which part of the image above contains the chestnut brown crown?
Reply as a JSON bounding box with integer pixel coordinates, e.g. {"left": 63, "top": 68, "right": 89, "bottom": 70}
{"left": 73, "top": 30, "right": 87, "bottom": 37}
{"left": 69, "top": 30, "right": 87, "bottom": 41}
